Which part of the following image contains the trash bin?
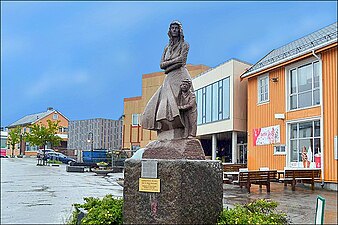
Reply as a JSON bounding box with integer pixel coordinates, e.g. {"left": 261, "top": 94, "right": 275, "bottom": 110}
{"left": 314, "top": 154, "right": 321, "bottom": 168}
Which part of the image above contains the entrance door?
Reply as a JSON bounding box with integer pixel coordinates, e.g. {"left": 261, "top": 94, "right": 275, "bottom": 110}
{"left": 237, "top": 144, "right": 247, "bottom": 164}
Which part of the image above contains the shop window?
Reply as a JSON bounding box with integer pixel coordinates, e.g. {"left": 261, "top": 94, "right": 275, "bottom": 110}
{"left": 289, "top": 120, "right": 321, "bottom": 168}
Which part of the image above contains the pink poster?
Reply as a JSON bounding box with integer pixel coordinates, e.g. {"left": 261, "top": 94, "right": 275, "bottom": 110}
{"left": 253, "top": 125, "right": 280, "bottom": 146}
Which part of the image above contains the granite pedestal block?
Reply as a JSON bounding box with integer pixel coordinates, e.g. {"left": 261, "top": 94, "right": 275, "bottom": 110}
{"left": 142, "top": 138, "right": 205, "bottom": 160}
{"left": 123, "top": 159, "right": 223, "bottom": 224}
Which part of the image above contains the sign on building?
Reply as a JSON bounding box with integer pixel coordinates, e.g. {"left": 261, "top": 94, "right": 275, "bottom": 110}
{"left": 253, "top": 125, "right": 280, "bottom": 146}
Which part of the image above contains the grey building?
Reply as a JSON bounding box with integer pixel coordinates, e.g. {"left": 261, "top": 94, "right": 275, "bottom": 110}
{"left": 68, "top": 118, "right": 123, "bottom": 151}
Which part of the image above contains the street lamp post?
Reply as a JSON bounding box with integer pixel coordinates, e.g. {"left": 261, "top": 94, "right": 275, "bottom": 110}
{"left": 87, "top": 132, "right": 94, "bottom": 163}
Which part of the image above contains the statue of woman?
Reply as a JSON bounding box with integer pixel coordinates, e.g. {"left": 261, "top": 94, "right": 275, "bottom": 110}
{"left": 141, "top": 20, "right": 194, "bottom": 137}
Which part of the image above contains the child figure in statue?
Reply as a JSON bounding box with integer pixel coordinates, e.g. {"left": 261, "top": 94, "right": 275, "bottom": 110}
{"left": 178, "top": 79, "right": 197, "bottom": 138}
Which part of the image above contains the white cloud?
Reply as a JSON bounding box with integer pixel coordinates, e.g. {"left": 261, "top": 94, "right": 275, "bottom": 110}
{"left": 25, "top": 70, "right": 90, "bottom": 97}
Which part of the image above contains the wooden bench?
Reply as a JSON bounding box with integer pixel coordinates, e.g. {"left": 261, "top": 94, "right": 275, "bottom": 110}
{"left": 233, "top": 170, "right": 277, "bottom": 193}
{"left": 279, "top": 168, "right": 321, "bottom": 191}
{"left": 223, "top": 163, "right": 247, "bottom": 172}
{"left": 222, "top": 164, "right": 247, "bottom": 183}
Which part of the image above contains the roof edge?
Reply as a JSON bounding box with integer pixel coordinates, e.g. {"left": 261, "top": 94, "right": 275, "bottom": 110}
{"left": 241, "top": 40, "right": 337, "bottom": 79}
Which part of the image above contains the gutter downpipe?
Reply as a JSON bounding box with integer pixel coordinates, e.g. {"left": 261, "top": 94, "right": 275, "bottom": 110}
{"left": 312, "top": 50, "right": 325, "bottom": 187}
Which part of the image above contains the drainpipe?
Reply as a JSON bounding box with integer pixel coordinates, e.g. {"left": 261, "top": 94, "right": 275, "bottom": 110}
{"left": 312, "top": 50, "right": 325, "bottom": 187}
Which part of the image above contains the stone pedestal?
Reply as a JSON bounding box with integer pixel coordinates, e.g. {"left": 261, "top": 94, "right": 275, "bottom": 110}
{"left": 142, "top": 138, "right": 205, "bottom": 160}
{"left": 123, "top": 159, "right": 223, "bottom": 224}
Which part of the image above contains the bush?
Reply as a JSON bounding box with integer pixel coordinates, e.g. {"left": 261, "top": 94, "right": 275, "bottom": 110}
{"left": 96, "top": 162, "right": 108, "bottom": 167}
{"left": 218, "top": 199, "right": 289, "bottom": 225}
{"left": 68, "top": 194, "right": 123, "bottom": 225}
{"left": 47, "top": 159, "right": 62, "bottom": 164}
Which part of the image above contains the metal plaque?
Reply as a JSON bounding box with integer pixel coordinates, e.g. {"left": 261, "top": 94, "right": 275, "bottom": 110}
{"left": 139, "top": 178, "right": 160, "bottom": 193}
{"left": 141, "top": 160, "right": 158, "bottom": 178}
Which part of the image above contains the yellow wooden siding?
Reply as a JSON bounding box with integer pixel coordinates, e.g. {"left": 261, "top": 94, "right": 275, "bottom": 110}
{"left": 247, "top": 68, "right": 286, "bottom": 170}
{"left": 247, "top": 46, "right": 337, "bottom": 184}
{"left": 286, "top": 107, "right": 321, "bottom": 121}
{"left": 322, "top": 47, "right": 338, "bottom": 182}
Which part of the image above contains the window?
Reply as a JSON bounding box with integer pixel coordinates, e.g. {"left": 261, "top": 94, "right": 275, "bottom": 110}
{"left": 258, "top": 74, "right": 269, "bottom": 103}
{"left": 274, "top": 145, "right": 286, "bottom": 154}
{"left": 132, "top": 114, "right": 139, "bottom": 126}
{"left": 1, "top": 137, "right": 7, "bottom": 149}
{"left": 289, "top": 61, "right": 320, "bottom": 110}
{"left": 289, "top": 120, "right": 321, "bottom": 168}
{"left": 53, "top": 114, "right": 58, "bottom": 120}
{"left": 195, "top": 77, "right": 230, "bottom": 125}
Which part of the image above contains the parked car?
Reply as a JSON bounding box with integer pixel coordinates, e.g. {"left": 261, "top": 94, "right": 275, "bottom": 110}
{"left": 46, "top": 152, "right": 76, "bottom": 164}
{"left": 37, "top": 149, "right": 55, "bottom": 158}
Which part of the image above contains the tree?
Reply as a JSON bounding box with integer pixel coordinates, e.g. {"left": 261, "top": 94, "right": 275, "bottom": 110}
{"left": 8, "top": 127, "right": 22, "bottom": 157}
{"left": 25, "top": 120, "right": 62, "bottom": 165}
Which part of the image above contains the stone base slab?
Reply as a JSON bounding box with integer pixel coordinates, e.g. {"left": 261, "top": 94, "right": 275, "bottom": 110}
{"left": 142, "top": 138, "right": 205, "bottom": 160}
{"left": 123, "top": 159, "right": 223, "bottom": 224}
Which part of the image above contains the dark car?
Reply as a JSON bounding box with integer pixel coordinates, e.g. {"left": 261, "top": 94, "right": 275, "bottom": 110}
{"left": 46, "top": 152, "right": 76, "bottom": 164}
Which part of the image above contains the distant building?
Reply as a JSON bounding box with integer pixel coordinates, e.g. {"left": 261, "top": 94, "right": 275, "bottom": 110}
{"left": 193, "top": 59, "right": 251, "bottom": 162}
{"left": 6, "top": 107, "right": 69, "bottom": 156}
{"left": 68, "top": 117, "right": 123, "bottom": 151}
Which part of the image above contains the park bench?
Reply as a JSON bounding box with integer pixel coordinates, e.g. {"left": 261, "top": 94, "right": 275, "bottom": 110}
{"left": 279, "top": 168, "right": 321, "bottom": 191}
{"left": 233, "top": 170, "right": 277, "bottom": 193}
{"left": 223, "top": 163, "right": 247, "bottom": 172}
{"left": 222, "top": 163, "right": 247, "bottom": 183}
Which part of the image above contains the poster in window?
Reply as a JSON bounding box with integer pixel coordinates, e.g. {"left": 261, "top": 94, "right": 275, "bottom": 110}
{"left": 253, "top": 125, "right": 280, "bottom": 146}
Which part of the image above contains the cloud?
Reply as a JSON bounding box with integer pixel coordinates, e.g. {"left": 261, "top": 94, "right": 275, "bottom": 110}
{"left": 25, "top": 69, "right": 90, "bottom": 97}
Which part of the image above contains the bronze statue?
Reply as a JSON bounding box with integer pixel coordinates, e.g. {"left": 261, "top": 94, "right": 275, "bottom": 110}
{"left": 141, "top": 20, "right": 196, "bottom": 139}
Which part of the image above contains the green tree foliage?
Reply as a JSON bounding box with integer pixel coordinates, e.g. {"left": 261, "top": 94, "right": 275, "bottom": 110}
{"left": 25, "top": 120, "right": 62, "bottom": 164}
{"left": 218, "top": 199, "right": 289, "bottom": 225}
{"left": 8, "top": 127, "right": 22, "bottom": 157}
{"left": 68, "top": 194, "right": 123, "bottom": 225}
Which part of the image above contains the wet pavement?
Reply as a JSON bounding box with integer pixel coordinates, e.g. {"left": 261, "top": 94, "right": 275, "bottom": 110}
{"left": 1, "top": 157, "right": 123, "bottom": 224}
{"left": 223, "top": 182, "right": 337, "bottom": 224}
{"left": 1, "top": 158, "right": 337, "bottom": 224}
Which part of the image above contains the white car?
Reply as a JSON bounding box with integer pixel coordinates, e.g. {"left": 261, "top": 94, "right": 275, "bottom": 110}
{"left": 37, "top": 149, "right": 55, "bottom": 158}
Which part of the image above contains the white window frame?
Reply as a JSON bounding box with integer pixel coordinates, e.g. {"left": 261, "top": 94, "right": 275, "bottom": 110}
{"left": 257, "top": 74, "right": 269, "bottom": 104}
{"left": 286, "top": 117, "right": 321, "bottom": 168}
{"left": 53, "top": 114, "right": 58, "bottom": 120}
{"left": 132, "top": 114, "right": 139, "bottom": 126}
{"left": 274, "top": 144, "right": 286, "bottom": 155}
{"left": 286, "top": 57, "right": 321, "bottom": 111}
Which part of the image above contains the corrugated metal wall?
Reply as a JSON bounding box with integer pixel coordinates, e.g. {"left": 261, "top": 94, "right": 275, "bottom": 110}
{"left": 322, "top": 46, "right": 338, "bottom": 182}
{"left": 247, "top": 67, "right": 286, "bottom": 170}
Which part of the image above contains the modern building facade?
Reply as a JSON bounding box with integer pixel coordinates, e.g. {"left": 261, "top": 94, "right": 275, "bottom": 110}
{"left": 68, "top": 117, "right": 123, "bottom": 151}
{"left": 123, "top": 64, "right": 210, "bottom": 150}
{"left": 194, "top": 59, "right": 251, "bottom": 161}
{"left": 241, "top": 22, "right": 337, "bottom": 189}
{"left": 6, "top": 107, "right": 69, "bottom": 156}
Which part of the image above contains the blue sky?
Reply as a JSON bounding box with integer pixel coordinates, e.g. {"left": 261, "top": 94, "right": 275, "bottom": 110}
{"left": 1, "top": 1, "right": 337, "bottom": 126}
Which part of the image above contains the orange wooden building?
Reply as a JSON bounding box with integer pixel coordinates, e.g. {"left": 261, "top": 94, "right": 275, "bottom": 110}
{"left": 241, "top": 22, "right": 337, "bottom": 190}
{"left": 6, "top": 107, "right": 69, "bottom": 156}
